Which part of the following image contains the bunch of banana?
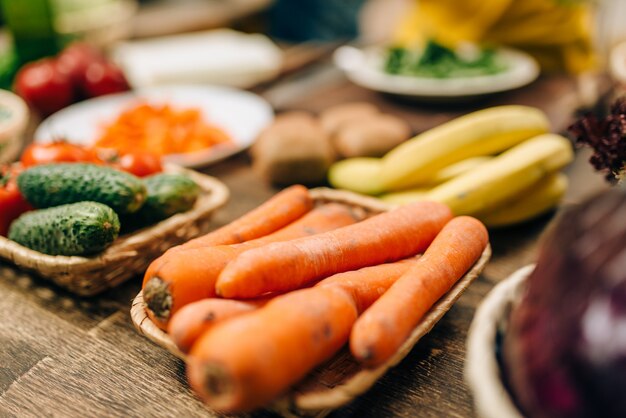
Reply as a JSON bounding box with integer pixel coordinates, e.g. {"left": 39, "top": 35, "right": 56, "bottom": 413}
{"left": 327, "top": 106, "right": 573, "bottom": 227}
{"left": 394, "top": 0, "right": 594, "bottom": 73}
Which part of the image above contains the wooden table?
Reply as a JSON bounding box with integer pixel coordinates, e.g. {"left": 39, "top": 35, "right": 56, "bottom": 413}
{"left": 0, "top": 59, "right": 610, "bottom": 418}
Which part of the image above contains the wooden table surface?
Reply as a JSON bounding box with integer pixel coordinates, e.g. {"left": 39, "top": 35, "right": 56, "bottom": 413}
{"left": 0, "top": 59, "right": 610, "bottom": 418}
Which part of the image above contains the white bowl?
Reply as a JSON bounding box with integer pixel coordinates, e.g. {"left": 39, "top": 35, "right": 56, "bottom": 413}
{"left": 35, "top": 85, "right": 274, "bottom": 168}
{"left": 334, "top": 46, "right": 540, "bottom": 102}
{"left": 0, "top": 90, "right": 29, "bottom": 164}
{"left": 465, "top": 265, "right": 535, "bottom": 418}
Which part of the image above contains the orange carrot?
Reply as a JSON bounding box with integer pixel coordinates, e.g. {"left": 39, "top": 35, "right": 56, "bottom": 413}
{"left": 168, "top": 298, "right": 267, "bottom": 354}
{"left": 144, "top": 185, "right": 313, "bottom": 280}
{"left": 187, "top": 285, "right": 358, "bottom": 412}
{"left": 183, "top": 185, "right": 313, "bottom": 249}
{"left": 316, "top": 257, "right": 419, "bottom": 313}
{"left": 186, "top": 258, "right": 421, "bottom": 412}
{"left": 143, "top": 203, "right": 364, "bottom": 329}
{"left": 174, "top": 258, "right": 418, "bottom": 355}
{"left": 350, "top": 216, "right": 488, "bottom": 368}
{"left": 215, "top": 201, "right": 453, "bottom": 299}
{"left": 95, "top": 103, "right": 233, "bottom": 156}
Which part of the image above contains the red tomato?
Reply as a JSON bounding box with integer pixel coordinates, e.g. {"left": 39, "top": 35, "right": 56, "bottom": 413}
{"left": 20, "top": 142, "right": 99, "bottom": 167}
{"left": 0, "top": 166, "right": 33, "bottom": 236}
{"left": 81, "top": 61, "right": 129, "bottom": 98}
{"left": 14, "top": 58, "right": 74, "bottom": 116}
{"left": 57, "top": 42, "right": 105, "bottom": 96}
{"left": 113, "top": 152, "right": 163, "bottom": 177}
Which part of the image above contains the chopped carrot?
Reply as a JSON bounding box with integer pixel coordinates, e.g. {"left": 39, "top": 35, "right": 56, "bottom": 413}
{"left": 215, "top": 201, "right": 453, "bottom": 298}
{"left": 143, "top": 203, "right": 364, "bottom": 330}
{"left": 350, "top": 216, "right": 488, "bottom": 367}
{"left": 94, "top": 103, "right": 233, "bottom": 156}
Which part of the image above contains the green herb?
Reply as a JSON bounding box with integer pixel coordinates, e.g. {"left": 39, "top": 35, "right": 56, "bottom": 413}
{"left": 384, "top": 40, "right": 507, "bottom": 79}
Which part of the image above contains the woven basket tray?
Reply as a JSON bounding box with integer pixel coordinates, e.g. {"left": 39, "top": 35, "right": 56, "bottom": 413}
{"left": 131, "top": 187, "right": 491, "bottom": 417}
{"left": 0, "top": 164, "right": 229, "bottom": 296}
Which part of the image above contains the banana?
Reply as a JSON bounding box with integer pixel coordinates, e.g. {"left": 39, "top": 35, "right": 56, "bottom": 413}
{"left": 329, "top": 155, "right": 494, "bottom": 196}
{"left": 379, "top": 106, "right": 550, "bottom": 190}
{"left": 379, "top": 188, "right": 429, "bottom": 205}
{"left": 478, "top": 173, "right": 568, "bottom": 227}
{"left": 327, "top": 157, "right": 383, "bottom": 195}
{"left": 425, "top": 134, "right": 573, "bottom": 215}
{"left": 425, "top": 156, "right": 493, "bottom": 186}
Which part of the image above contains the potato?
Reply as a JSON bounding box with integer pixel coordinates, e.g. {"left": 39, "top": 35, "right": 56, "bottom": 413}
{"left": 333, "top": 114, "right": 411, "bottom": 158}
{"left": 319, "top": 102, "right": 379, "bottom": 135}
{"left": 252, "top": 112, "right": 334, "bottom": 186}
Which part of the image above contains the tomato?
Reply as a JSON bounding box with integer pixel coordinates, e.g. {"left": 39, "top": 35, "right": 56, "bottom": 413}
{"left": 57, "top": 43, "right": 105, "bottom": 97}
{"left": 112, "top": 152, "right": 163, "bottom": 177}
{"left": 14, "top": 58, "right": 74, "bottom": 116}
{"left": 21, "top": 142, "right": 99, "bottom": 167}
{"left": 0, "top": 166, "right": 33, "bottom": 236}
{"left": 81, "top": 61, "right": 129, "bottom": 98}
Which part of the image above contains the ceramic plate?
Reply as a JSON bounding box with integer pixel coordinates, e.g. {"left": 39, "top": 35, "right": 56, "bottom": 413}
{"left": 35, "top": 85, "right": 274, "bottom": 168}
{"left": 334, "top": 45, "right": 540, "bottom": 102}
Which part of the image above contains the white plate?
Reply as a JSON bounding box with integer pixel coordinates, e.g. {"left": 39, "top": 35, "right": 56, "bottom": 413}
{"left": 334, "top": 46, "right": 540, "bottom": 102}
{"left": 35, "top": 85, "right": 274, "bottom": 168}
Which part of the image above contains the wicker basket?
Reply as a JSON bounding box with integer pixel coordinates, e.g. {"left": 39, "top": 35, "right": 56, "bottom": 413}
{"left": 131, "top": 187, "right": 492, "bottom": 417}
{"left": 465, "top": 265, "right": 534, "bottom": 418}
{"left": 0, "top": 164, "right": 229, "bottom": 296}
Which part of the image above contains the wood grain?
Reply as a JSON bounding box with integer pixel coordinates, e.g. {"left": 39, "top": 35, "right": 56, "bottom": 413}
{"left": 0, "top": 66, "right": 609, "bottom": 418}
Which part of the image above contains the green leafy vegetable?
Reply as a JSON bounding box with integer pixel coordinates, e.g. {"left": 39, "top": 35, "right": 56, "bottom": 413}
{"left": 384, "top": 40, "right": 507, "bottom": 79}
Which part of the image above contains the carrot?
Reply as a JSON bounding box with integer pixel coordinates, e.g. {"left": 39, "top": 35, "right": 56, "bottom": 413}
{"left": 215, "top": 201, "right": 453, "bottom": 299}
{"left": 143, "top": 203, "right": 364, "bottom": 329}
{"left": 182, "top": 185, "right": 313, "bottom": 249}
{"left": 174, "top": 258, "right": 418, "bottom": 355}
{"left": 316, "top": 257, "right": 419, "bottom": 314}
{"left": 144, "top": 184, "right": 313, "bottom": 280}
{"left": 168, "top": 298, "right": 267, "bottom": 354}
{"left": 186, "top": 258, "right": 421, "bottom": 412}
{"left": 95, "top": 103, "right": 233, "bottom": 156}
{"left": 187, "top": 285, "right": 357, "bottom": 412}
{"left": 350, "top": 216, "right": 488, "bottom": 368}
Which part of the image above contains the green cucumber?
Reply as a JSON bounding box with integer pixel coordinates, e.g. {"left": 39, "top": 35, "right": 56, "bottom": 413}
{"left": 8, "top": 202, "right": 120, "bottom": 256}
{"left": 17, "top": 163, "right": 146, "bottom": 214}
{"left": 123, "top": 173, "right": 200, "bottom": 229}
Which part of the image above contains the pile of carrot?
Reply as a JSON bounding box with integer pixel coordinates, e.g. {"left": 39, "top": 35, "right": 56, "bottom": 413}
{"left": 140, "top": 185, "right": 489, "bottom": 413}
{"left": 95, "top": 102, "right": 233, "bottom": 156}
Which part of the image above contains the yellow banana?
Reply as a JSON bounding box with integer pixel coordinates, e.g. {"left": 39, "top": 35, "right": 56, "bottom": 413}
{"left": 425, "top": 134, "right": 573, "bottom": 215}
{"left": 379, "top": 188, "right": 430, "bottom": 205}
{"left": 329, "top": 156, "right": 494, "bottom": 196}
{"left": 425, "top": 156, "right": 493, "bottom": 186}
{"left": 327, "top": 157, "right": 383, "bottom": 195}
{"left": 379, "top": 106, "right": 550, "bottom": 190}
{"left": 478, "top": 173, "right": 568, "bottom": 227}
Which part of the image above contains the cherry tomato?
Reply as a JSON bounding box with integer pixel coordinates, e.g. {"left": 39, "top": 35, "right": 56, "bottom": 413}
{"left": 112, "top": 152, "right": 163, "bottom": 177}
{"left": 81, "top": 61, "right": 129, "bottom": 98}
{"left": 14, "top": 58, "right": 74, "bottom": 116}
{"left": 20, "top": 142, "right": 100, "bottom": 167}
{"left": 0, "top": 166, "right": 33, "bottom": 236}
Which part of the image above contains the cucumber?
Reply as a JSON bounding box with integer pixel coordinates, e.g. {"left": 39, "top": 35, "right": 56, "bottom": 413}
{"left": 8, "top": 202, "right": 120, "bottom": 256}
{"left": 17, "top": 163, "right": 146, "bottom": 214}
{"left": 123, "top": 173, "right": 200, "bottom": 229}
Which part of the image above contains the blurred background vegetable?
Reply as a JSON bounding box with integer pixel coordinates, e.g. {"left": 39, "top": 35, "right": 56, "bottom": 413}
{"left": 504, "top": 187, "right": 626, "bottom": 418}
